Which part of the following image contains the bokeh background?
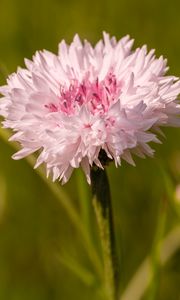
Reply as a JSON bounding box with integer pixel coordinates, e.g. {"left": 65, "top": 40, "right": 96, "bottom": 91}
{"left": 0, "top": 0, "right": 180, "bottom": 299}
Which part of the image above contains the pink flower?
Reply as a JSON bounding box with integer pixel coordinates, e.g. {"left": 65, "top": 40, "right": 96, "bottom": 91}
{"left": 0, "top": 33, "right": 180, "bottom": 183}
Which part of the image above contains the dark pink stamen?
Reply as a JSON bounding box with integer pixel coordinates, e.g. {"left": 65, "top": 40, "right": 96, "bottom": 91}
{"left": 45, "top": 73, "right": 122, "bottom": 115}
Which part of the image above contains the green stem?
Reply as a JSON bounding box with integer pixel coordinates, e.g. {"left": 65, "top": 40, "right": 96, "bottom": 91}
{"left": 91, "top": 167, "right": 118, "bottom": 300}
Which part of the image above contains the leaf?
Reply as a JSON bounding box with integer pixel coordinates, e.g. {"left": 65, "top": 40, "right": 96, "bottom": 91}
{"left": 121, "top": 226, "right": 180, "bottom": 300}
{"left": 0, "top": 128, "right": 103, "bottom": 279}
{"left": 57, "top": 249, "right": 95, "bottom": 287}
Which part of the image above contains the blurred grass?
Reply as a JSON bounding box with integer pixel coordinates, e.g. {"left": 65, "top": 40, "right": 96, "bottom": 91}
{"left": 0, "top": 0, "right": 180, "bottom": 299}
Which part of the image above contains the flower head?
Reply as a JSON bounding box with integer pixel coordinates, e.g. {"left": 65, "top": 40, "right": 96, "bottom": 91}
{"left": 0, "top": 33, "right": 180, "bottom": 183}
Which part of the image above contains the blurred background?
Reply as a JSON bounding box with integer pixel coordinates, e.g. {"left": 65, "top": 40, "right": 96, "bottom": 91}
{"left": 0, "top": 0, "right": 180, "bottom": 299}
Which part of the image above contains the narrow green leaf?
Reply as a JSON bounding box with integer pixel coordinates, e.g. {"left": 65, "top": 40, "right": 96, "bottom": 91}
{"left": 0, "top": 128, "right": 103, "bottom": 279}
{"left": 0, "top": 174, "right": 6, "bottom": 223}
{"left": 147, "top": 196, "right": 167, "bottom": 300}
{"left": 76, "top": 168, "right": 91, "bottom": 232}
{"left": 121, "top": 226, "right": 180, "bottom": 300}
{"left": 57, "top": 250, "right": 95, "bottom": 286}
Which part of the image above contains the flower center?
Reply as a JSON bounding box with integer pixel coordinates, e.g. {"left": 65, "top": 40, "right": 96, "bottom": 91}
{"left": 45, "top": 72, "right": 122, "bottom": 115}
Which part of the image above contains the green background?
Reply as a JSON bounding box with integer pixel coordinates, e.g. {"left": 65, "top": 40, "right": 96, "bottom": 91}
{"left": 0, "top": 0, "right": 180, "bottom": 299}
